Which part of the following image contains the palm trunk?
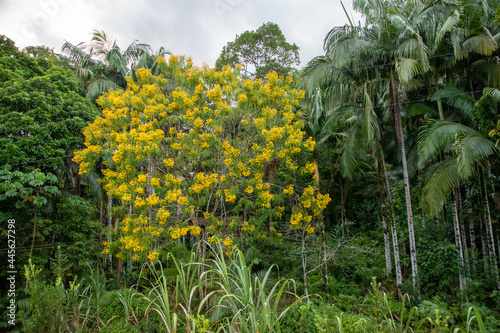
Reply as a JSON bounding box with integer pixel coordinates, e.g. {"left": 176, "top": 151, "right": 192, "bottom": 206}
{"left": 391, "top": 69, "right": 418, "bottom": 291}
{"left": 457, "top": 187, "right": 469, "bottom": 274}
{"left": 302, "top": 231, "right": 309, "bottom": 303}
{"left": 466, "top": 186, "right": 477, "bottom": 275}
{"left": 382, "top": 211, "right": 392, "bottom": 276}
{"left": 452, "top": 187, "right": 467, "bottom": 299}
{"left": 373, "top": 150, "right": 392, "bottom": 276}
{"left": 480, "top": 217, "right": 489, "bottom": 274}
{"left": 381, "top": 153, "right": 402, "bottom": 285}
{"left": 480, "top": 173, "right": 500, "bottom": 288}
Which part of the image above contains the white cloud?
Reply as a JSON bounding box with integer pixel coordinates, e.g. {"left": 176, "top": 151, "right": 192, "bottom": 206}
{"left": 0, "top": 0, "right": 360, "bottom": 67}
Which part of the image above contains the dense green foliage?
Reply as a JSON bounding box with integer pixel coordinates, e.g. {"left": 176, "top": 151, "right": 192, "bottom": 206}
{"left": 1, "top": 0, "right": 500, "bottom": 331}
{"left": 215, "top": 22, "right": 300, "bottom": 79}
{"left": 0, "top": 35, "right": 101, "bottom": 310}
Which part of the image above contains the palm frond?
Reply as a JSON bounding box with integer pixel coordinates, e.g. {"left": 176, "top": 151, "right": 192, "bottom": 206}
{"left": 395, "top": 57, "right": 422, "bottom": 83}
{"left": 362, "top": 85, "right": 380, "bottom": 146}
{"left": 104, "top": 45, "right": 127, "bottom": 72}
{"left": 455, "top": 132, "right": 496, "bottom": 177}
{"left": 422, "top": 156, "right": 461, "bottom": 216}
{"left": 407, "top": 103, "right": 438, "bottom": 118}
{"left": 61, "top": 41, "right": 92, "bottom": 67}
{"left": 85, "top": 77, "right": 122, "bottom": 101}
{"left": 470, "top": 58, "right": 500, "bottom": 88}
{"left": 459, "top": 27, "right": 498, "bottom": 59}
{"left": 418, "top": 119, "right": 480, "bottom": 166}
{"left": 339, "top": 125, "right": 364, "bottom": 180}
{"left": 327, "top": 37, "right": 375, "bottom": 69}
{"left": 432, "top": 9, "right": 460, "bottom": 54}
{"left": 430, "top": 86, "right": 477, "bottom": 121}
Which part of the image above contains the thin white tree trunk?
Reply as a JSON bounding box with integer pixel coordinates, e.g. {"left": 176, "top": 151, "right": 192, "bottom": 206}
{"left": 480, "top": 218, "right": 489, "bottom": 274}
{"left": 457, "top": 187, "right": 469, "bottom": 274}
{"left": 453, "top": 188, "right": 467, "bottom": 298}
{"left": 381, "top": 154, "right": 402, "bottom": 285}
{"left": 374, "top": 151, "right": 392, "bottom": 276}
{"left": 382, "top": 213, "right": 392, "bottom": 276}
{"left": 466, "top": 187, "right": 477, "bottom": 275}
{"left": 391, "top": 70, "right": 418, "bottom": 291}
{"left": 302, "top": 231, "right": 309, "bottom": 303}
{"left": 481, "top": 175, "right": 500, "bottom": 288}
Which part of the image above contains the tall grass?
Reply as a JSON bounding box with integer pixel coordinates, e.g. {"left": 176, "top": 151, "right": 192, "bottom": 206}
{"left": 202, "top": 246, "right": 298, "bottom": 333}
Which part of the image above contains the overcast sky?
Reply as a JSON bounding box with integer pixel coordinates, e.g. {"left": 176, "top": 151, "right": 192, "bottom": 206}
{"left": 1, "top": 0, "right": 361, "bottom": 68}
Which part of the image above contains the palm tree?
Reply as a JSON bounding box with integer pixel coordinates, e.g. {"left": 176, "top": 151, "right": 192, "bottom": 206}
{"left": 62, "top": 29, "right": 156, "bottom": 101}
{"left": 418, "top": 86, "right": 500, "bottom": 288}
{"left": 321, "top": 0, "right": 427, "bottom": 291}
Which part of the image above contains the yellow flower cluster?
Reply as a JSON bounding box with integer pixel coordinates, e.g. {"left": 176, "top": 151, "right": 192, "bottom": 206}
{"left": 316, "top": 193, "right": 332, "bottom": 210}
{"left": 224, "top": 189, "right": 236, "bottom": 203}
{"left": 290, "top": 213, "right": 302, "bottom": 227}
{"left": 169, "top": 226, "right": 202, "bottom": 239}
{"left": 241, "top": 221, "right": 255, "bottom": 233}
{"left": 259, "top": 190, "right": 273, "bottom": 208}
{"left": 282, "top": 185, "right": 294, "bottom": 195}
{"left": 303, "top": 162, "right": 317, "bottom": 174}
{"left": 190, "top": 173, "right": 218, "bottom": 194}
{"left": 275, "top": 206, "right": 285, "bottom": 219}
{"left": 146, "top": 193, "right": 160, "bottom": 206}
{"left": 163, "top": 158, "right": 175, "bottom": 168}
{"left": 157, "top": 208, "right": 170, "bottom": 224}
{"left": 148, "top": 251, "right": 160, "bottom": 261}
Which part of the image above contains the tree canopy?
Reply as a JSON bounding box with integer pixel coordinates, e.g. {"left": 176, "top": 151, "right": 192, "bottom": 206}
{"left": 0, "top": 35, "right": 98, "bottom": 174}
{"left": 215, "top": 22, "right": 300, "bottom": 79}
{"left": 74, "top": 55, "right": 329, "bottom": 261}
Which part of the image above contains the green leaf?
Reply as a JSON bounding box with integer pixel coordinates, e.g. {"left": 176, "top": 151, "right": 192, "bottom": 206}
{"left": 33, "top": 196, "right": 48, "bottom": 206}
{"left": 35, "top": 171, "right": 46, "bottom": 182}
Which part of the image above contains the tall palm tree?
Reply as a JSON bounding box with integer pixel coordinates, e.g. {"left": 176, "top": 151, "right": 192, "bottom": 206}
{"left": 418, "top": 86, "right": 500, "bottom": 288}
{"left": 323, "top": 0, "right": 427, "bottom": 291}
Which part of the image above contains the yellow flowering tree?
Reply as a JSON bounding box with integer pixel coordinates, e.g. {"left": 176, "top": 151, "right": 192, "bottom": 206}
{"left": 74, "top": 55, "right": 330, "bottom": 261}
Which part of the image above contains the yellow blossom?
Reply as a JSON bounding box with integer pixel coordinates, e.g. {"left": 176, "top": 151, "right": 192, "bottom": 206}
{"left": 148, "top": 251, "right": 159, "bottom": 260}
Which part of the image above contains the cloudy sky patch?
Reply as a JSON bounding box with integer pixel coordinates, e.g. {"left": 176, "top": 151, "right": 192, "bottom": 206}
{"left": 0, "top": 0, "right": 361, "bottom": 67}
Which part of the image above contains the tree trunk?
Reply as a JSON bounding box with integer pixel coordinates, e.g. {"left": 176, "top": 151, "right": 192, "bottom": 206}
{"left": 452, "top": 187, "right": 467, "bottom": 299}
{"left": 466, "top": 186, "right": 477, "bottom": 275}
{"left": 302, "top": 231, "right": 309, "bottom": 303}
{"left": 480, "top": 217, "right": 489, "bottom": 274}
{"left": 480, "top": 173, "right": 500, "bottom": 288}
{"left": 116, "top": 252, "right": 122, "bottom": 289}
{"left": 381, "top": 154, "right": 402, "bottom": 285}
{"left": 390, "top": 69, "right": 418, "bottom": 291}
{"left": 373, "top": 150, "right": 392, "bottom": 276}
{"left": 457, "top": 187, "right": 469, "bottom": 274}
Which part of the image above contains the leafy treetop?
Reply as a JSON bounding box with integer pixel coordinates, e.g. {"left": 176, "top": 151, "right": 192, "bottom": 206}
{"left": 215, "top": 22, "right": 300, "bottom": 79}
{"left": 0, "top": 36, "right": 99, "bottom": 174}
